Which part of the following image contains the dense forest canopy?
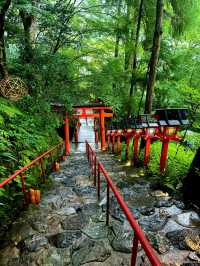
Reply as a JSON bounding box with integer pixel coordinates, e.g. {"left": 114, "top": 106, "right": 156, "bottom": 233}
{"left": 0, "top": 0, "right": 199, "bottom": 117}
{"left": 0, "top": 0, "right": 200, "bottom": 221}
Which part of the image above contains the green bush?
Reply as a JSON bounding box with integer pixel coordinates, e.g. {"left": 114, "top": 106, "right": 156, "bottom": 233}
{"left": 146, "top": 141, "right": 195, "bottom": 192}
{"left": 0, "top": 96, "right": 63, "bottom": 228}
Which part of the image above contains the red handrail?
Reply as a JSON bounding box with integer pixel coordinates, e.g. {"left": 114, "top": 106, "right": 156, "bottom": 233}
{"left": 0, "top": 141, "right": 64, "bottom": 189}
{"left": 85, "top": 141, "right": 162, "bottom": 266}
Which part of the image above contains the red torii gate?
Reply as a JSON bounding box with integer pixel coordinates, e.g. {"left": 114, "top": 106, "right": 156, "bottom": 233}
{"left": 64, "top": 105, "right": 113, "bottom": 154}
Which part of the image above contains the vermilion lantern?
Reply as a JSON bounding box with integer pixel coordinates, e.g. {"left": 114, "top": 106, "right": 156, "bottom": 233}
{"left": 155, "top": 108, "right": 190, "bottom": 173}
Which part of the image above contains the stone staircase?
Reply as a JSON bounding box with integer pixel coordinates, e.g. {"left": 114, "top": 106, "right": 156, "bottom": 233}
{"left": 0, "top": 152, "right": 133, "bottom": 266}
{"left": 0, "top": 149, "right": 199, "bottom": 266}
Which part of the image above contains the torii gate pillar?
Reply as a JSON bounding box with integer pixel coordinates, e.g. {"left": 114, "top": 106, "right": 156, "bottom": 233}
{"left": 100, "top": 109, "right": 106, "bottom": 150}
{"left": 64, "top": 115, "right": 70, "bottom": 155}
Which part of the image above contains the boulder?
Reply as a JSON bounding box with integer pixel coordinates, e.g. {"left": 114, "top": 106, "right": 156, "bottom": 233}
{"left": 23, "top": 234, "right": 48, "bottom": 252}
{"left": 48, "top": 230, "right": 82, "bottom": 248}
{"left": 72, "top": 237, "right": 111, "bottom": 265}
{"left": 166, "top": 229, "right": 200, "bottom": 252}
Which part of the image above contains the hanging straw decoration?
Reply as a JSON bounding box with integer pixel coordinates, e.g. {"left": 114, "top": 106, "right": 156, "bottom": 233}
{"left": 0, "top": 76, "right": 28, "bottom": 101}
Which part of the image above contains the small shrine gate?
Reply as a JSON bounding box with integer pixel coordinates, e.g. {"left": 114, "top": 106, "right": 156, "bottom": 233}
{"left": 64, "top": 105, "right": 113, "bottom": 154}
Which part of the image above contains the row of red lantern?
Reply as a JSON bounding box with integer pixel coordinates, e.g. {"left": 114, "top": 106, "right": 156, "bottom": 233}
{"left": 106, "top": 126, "right": 181, "bottom": 173}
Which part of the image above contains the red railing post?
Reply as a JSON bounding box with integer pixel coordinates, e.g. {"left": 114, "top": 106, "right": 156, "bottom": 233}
{"left": 107, "top": 134, "right": 111, "bottom": 150}
{"left": 19, "top": 173, "right": 26, "bottom": 194}
{"left": 131, "top": 235, "right": 139, "bottom": 266}
{"left": 133, "top": 136, "right": 139, "bottom": 163}
{"left": 88, "top": 147, "right": 91, "bottom": 165}
{"left": 90, "top": 148, "right": 92, "bottom": 167}
{"left": 117, "top": 135, "right": 121, "bottom": 153}
{"left": 64, "top": 115, "right": 70, "bottom": 155}
{"left": 49, "top": 151, "right": 53, "bottom": 165}
{"left": 86, "top": 142, "right": 89, "bottom": 161}
{"left": 40, "top": 158, "right": 45, "bottom": 177}
{"left": 94, "top": 155, "right": 96, "bottom": 186}
{"left": 97, "top": 163, "right": 101, "bottom": 201}
{"left": 144, "top": 137, "right": 151, "bottom": 166}
{"left": 92, "top": 152, "right": 95, "bottom": 176}
{"left": 106, "top": 182, "right": 110, "bottom": 226}
{"left": 126, "top": 136, "right": 130, "bottom": 161}
{"left": 0, "top": 142, "right": 64, "bottom": 190}
{"left": 95, "top": 130, "right": 99, "bottom": 144}
{"left": 112, "top": 135, "right": 115, "bottom": 153}
{"left": 100, "top": 109, "right": 106, "bottom": 150}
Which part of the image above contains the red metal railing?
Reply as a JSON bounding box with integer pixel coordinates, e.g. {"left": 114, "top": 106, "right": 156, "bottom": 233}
{"left": 0, "top": 142, "right": 64, "bottom": 198}
{"left": 85, "top": 141, "right": 162, "bottom": 266}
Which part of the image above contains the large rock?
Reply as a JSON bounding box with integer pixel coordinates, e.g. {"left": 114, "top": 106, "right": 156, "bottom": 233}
{"left": 23, "top": 234, "right": 48, "bottom": 252}
{"left": 159, "top": 250, "right": 190, "bottom": 266}
{"left": 48, "top": 230, "right": 82, "bottom": 248}
{"left": 20, "top": 245, "right": 71, "bottom": 266}
{"left": 0, "top": 246, "right": 20, "bottom": 266}
{"left": 31, "top": 220, "right": 48, "bottom": 233}
{"left": 108, "top": 222, "right": 134, "bottom": 253}
{"left": 72, "top": 236, "right": 111, "bottom": 265}
{"left": 146, "top": 232, "right": 170, "bottom": 254}
{"left": 83, "top": 252, "right": 131, "bottom": 266}
{"left": 3, "top": 221, "right": 36, "bottom": 246}
{"left": 61, "top": 214, "right": 83, "bottom": 230}
{"left": 154, "top": 198, "right": 174, "bottom": 208}
{"left": 139, "top": 213, "right": 168, "bottom": 231}
{"left": 161, "top": 219, "right": 186, "bottom": 234}
{"left": 73, "top": 186, "right": 96, "bottom": 197}
{"left": 82, "top": 222, "right": 109, "bottom": 239}
{"left": 46, "top": 214, "right": 62, "bottom": 234}
{"left": 138, "top": 206, "right": 155, "bottom": 216}
{"left": 56, "top": 206, "right": 76, "bottom": 216}
{"left": 175, "top": 211, "right": 199, "bottom": 228}
{"left": 111, "top": 231, "right": 134, "bottom": 253}
{"left": 42, "top": 195, "right": 63, "bottom": 209}
{"left": 166, "top": 229, "right": 200, "bottom": 252}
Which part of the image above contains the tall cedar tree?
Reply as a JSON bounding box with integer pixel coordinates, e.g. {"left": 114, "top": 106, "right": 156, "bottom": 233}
{"left": 144, "top": 0, "right": 164, "bottom": 114}
{"left": 0, "top": 0, "right": 11, "bottom": 79}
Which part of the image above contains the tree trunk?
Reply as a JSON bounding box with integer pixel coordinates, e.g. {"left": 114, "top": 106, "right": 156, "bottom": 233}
{"left": 144, "top": 0, "right": 163, "bottom": 114}
{"left": 20, "top": 10, "right": 34, "bottom": 63}
{"left": 0, "top": 0, "right": 11, "bottom": 79}
{"left": 183, "top": 147, "right": 200, "bottom": 208}
{"left": 124, "top": 3, "right": 131, "bottom": 71}
{"left": 113, "top": 0, "right": 121, "bottom": 89}
{"left": 114, "top": 30, "right": 120, "bottom": 58}
{"left": 129, "top": 0, "right": 144, "bottom": 96}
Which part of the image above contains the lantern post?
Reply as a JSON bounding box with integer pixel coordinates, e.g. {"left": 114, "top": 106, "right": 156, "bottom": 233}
{"left": 106, "top": 130, "right": 111, "bottom": 150}
{"left": 159, "top": 127, "right": 181, "bottom": 173}
{"left": 133, "top": 128, "right": 142, "bottom": 163}
{"left": 155, "top": 108, "right": 190, "bottom": 173}
{"left": 160, "top": 139, "right": 169, "bottom": 172}
{"left": 111, "top": 131, "right": 116, "bottom": 153}
{"left": 117, "top": 130, "right": 122, "bottom": 153}
{"left": 143, "top": 127, "right": 159, "bottom": 166}
{"left": 125, "top": 129, "right": 133, "bottom": 161}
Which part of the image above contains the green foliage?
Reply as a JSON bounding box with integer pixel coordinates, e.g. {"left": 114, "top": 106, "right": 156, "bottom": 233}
{"left": 0, "top": 97, "right": 62, "bottom": 226}
{"left": 146, "top": 141, "right": 195, "bottom": 192}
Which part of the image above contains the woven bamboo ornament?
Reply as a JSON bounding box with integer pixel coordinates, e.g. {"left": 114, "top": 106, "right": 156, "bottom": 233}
{"left": 0, "top": 76, "right": 28, "bottom": 101}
